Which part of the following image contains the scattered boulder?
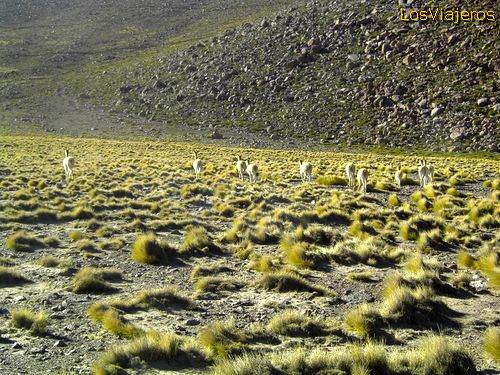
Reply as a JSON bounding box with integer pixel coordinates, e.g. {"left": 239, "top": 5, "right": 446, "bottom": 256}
{"left": 430, "top": 107, "right": 444, "bottom": 117}
{"left": 477, "top": 98, "right": 489, "bottom": 107}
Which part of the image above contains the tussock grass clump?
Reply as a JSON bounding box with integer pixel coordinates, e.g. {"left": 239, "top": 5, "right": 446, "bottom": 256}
{"left": 88, "top": 303, "right": 143, "bottom": 339}
{"left": 347, "top": 270, "right": 376, "bottom": 282}
{"left": 331, "top": 238, "right": 402, "bottom": 267}
{"left": 483, "top": 327, "right": 500, "bottom": 362}
{"left": 400, "top": 214, "right": 443, "bottom": 241}
{"left": 180, "top": 184, "right": 213, "bottom": 198}
{"left": 37, "top": 255, "right": 70, "bottom": 269}
{"left": 400, "top": 221, "right": 418, "bottom": 241}
{"left": 403, "top": 335, "right": 476, "bottom": 375}
{"left": 246, "top": 221, "right": 280, "bottom": 245}
{"left": 222, "top": 218, "right": 247, "bottom": 244}
{"left": 72, "top": 267, "right": 122, "bottom": 294}
{"left": 213, "top": 336, "right": 474, "bottom": 375}
{"left": 195, "top": 276, "right": 244, "bottom": 293}
{"left": 258, "top": 272, "right": 335, "bottom": 297}
{"left": 5, "top": 230, "right": 46, "bottom": 251}
{"left": 191, "top": 263, "right": 232, "bottom": 279}
{"left": 0, "top": 266, "right": 29, "bottom": 286}
{"left": 76, "top": 239, "right": 100, "bottom": 253}
{"left": 249, "top": 254, "right": 279, "bottom": 273}
{"left": 99, "top": 238, "right": 126, "bottom": 251}
{"left": 279, "top": 235, "right": 325, "bottom": 269}
{"left": 316, "top": 175, "right": 347, "bottom": 186}
{"left": 60, "top": 206, "right": 95, "bottom": 221}
{"left": 11, "top": 309, "right": 48, "bottom": 335}
{"left": 93, "top": 331, "right": 207, "bottom": 375}
{"left": 457, "top": 240, "right": 500, "bottom": 290}
{"left": 404, "top": 253, "right": 440, "bottom": 275}
{"left": 111, "top": 287, "right": 194, "bottom": 311}
{"left": 468, "top": 197, "right": 496, "bottom": 225}
{"left": 344, "top": 304, "right": 383, "bottom": 339}
{"left": 131, "top": 233, "right": 178, "bottom": 264}
{"left": 88, "top": 287, "right": 194, "bottom": 338}
{"left": 211, "top": 353, "right": 273, "bottom": 375}
{"left": 457, "top": 250, "right": 477, "bottom": 269}
{"left": 294, "top": 225, "right": 340, "bottom": 246}
{"left": 375, "top": 179, "right": 394, "bottom": 191}
{"left": 180, "top": 226, "right": 219, "bottom": 256}
{"left": 267, "top": 310, "right": 329, "bottom": 337}
{"left": 0, "top": 257, "right": 15, "bottom": 266}
{"left": 388, "top": 193, "right": 400, "bottom": 207}
{"left": 449, "top": 271, "right": 472, "bottom": 290}
{"left": 379, "top": 284, "right": 448, "bottom": 326}
{"left": 68, "top": 230, "right": 85, "bottom": 242}
{"left": 198, "top": 320, "right": 253, "bottom": 358}
{"left": 44, "top": 236, "right": 60, "bottom": 247}
{"left": 416, "top": 229, "right": 445, "bottom": 253}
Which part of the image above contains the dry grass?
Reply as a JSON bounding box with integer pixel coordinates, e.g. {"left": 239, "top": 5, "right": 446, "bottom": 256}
{"left": 267, "top": 310, "right": 330, "bottom": 337}
{"left": 131, "top": 233, "right": 178, "bottom": 264}
{"left": 258, "top": 271, "right": 335, "bottom": 297}
{"left": 0, "top": 135, "right": 497, "bottom": 374}
{"left": 5, "top": 230, "right": 47, "bottom": 251}
{"left": 0, "top": 266, "right": 29, "bottom": 286}
{"left": 72, "top": 267, "right": 122, "bottom": 294}
{"left": 93, "top": 331, "right": 207, "bottom": 374}
{"left": 11, "top": 308, "right": 48, "bottom": 335}
{"left": 483, "top": 327, "right": 500, "bottom": 362}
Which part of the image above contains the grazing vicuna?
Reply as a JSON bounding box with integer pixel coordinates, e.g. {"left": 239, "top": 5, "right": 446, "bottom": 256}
{"left": 395, "top": 165, "right": 402, "bottom": 188}
{"left": 345, "top": 163, "right": 356, "bottom": 188}
{"left": 246, "top": 162, "right": 259, "bottom": 183}
{"left": 427, "top": 163, "right": 434, "bottom": 183}
{"left": 357, "top": 168, "right": 368, "bottom": 193}
{"left": 62, "top": 149, "right": 75, "bottom": 180}
{"left": 299, "top": 161, "right": 313, "bottom": 182}
{"left": 236, "top": 156, "right": 248, "bottom": 180}
{"left": 192, "top": 152, "right": 203, "bottom": 178}
{"left": 418, "top": 160, "right": 430, "bottom": 187}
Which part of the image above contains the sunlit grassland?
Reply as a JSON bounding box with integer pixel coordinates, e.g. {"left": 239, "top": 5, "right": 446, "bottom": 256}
{"left": 0, "top": 134, "right": 498, "bottom": 374}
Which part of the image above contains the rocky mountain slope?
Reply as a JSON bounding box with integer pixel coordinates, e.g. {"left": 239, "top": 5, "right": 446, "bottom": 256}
{"left": 80, "top": 0, "right": 499, "bottom": 152}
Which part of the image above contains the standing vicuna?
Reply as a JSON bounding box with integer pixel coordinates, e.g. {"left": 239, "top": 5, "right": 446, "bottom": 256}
{"left": 236, "top": 156, "right": 248, "bottom": 180}
{"left": 357, "top": 168, "right": 368, "bottom": 193}
{"left": 246, "top": 162, "right": 259, "bottom": 183}
{"left": 345, "top": 163, "right": 356, "bottom": 188}
{"left": 299, "top": 161, "right": 313, "bottom": 182}
{"left": 427, "top": 163, "right": 434, "bottom": 183}
{"left": 192, "top": 152, "right": 203, "bottom": 179}
{"left": 418, "top": 160, "right": 429, "bottom": 187}
{"left": 62, "top": 149, "right": 75, "bottom": 181}
{"left": 395, "top": 164, "right": 402, "bottom": 188}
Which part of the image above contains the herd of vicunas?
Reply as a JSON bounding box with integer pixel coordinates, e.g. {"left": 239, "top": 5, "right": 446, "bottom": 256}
{"left": 62, "top": 149, "right": 435, "bottom": 193}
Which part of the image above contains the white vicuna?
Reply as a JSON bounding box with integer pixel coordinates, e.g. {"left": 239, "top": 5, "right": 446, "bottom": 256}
{"left": 62, "top": 149, "right": 75, "bottom": 180}
{"left": 357, "top": 168, "right": 368, "bottom": 193}
{"left": 418, "top": 160, "right": 430, "bottom": 187}
{"left": 246, "top": 162, "right": 259, "bottom": 183}
{"left": 236, "top": 156, "right": 248, "bottom": 180}
{"left": 395, "top": 165, "right": 402, "bottom": 188}
{"left": 192, "top": 152, "right": 203, "bottom": 178}
{"left": 345, "top": 163, "right": 356, "bottom": 188}
{"left": 299, "top": 161, "right": 313, "bottom": 182}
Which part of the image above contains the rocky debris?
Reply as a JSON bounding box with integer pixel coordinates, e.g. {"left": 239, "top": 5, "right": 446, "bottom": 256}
{"left": 210, "top": 130, "right": 223, "bottom": 139}
{"left": 105, "top": 0, "right": 499, "bottom": 152}
{"left": 470, "top": 273, "right": 488, "bottom": 293}
{"left": 477, "top": 98, "right": 489, "bottom": 107}
{"left": 430, "top": 107, "right": 444, "bottom": 117}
